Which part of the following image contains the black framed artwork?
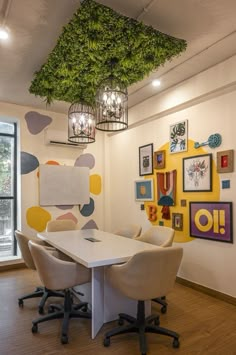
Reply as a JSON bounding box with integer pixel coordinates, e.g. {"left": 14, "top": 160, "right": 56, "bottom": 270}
{"left": 183, "top": 153, "right": 212, "bottom": 192}
{"left": 139, "top": 143, "right": 153, "bottom": 176}
{"left": 189, "top": 201, "right": 233, "bottom": 243}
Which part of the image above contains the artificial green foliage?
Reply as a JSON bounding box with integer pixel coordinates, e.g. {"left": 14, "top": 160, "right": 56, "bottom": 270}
{"left": 29, "top": 0, "right": 187, "bottom": 105}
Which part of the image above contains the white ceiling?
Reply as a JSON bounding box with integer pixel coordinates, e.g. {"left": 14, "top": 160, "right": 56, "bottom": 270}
{"left": 0, "top": 0, "right": 236, "bottom": 116}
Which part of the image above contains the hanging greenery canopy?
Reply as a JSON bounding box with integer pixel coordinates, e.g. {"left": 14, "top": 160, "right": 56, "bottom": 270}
{"left": 29, "top": 0, "right": 187, "bottom": 105}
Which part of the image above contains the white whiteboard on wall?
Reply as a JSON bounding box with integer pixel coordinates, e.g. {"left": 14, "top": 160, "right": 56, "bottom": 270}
{"left": 39, "top": 165, "right": 90, "bottom": 206}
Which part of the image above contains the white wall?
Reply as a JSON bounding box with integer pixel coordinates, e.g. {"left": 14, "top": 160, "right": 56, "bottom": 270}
{"left": 106, "top": 55, "right": 236, "bottom": 298}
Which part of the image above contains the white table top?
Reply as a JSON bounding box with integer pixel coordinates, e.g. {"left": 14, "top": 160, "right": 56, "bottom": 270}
{"left": 37, "top": 229, "right": 160, "bottom": 268}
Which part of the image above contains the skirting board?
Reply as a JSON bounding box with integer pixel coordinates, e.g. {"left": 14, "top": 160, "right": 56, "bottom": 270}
{"left": 176, "top": 277, "right": 236, "bottom": 306}
{"left": 0, "top": 261, "right": 25, "bottom": 272}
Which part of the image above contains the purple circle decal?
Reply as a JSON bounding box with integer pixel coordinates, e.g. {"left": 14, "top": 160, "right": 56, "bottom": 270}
{"left": 75, "top": 153, "right": 95, "bottom": 169}
{"left": 25, "top": 111, "right": 52, "bottom": 134}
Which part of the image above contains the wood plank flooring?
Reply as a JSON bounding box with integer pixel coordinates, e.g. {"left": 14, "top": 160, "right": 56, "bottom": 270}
{"left": 0, "top": 268, "right": 235, "bottom": 355}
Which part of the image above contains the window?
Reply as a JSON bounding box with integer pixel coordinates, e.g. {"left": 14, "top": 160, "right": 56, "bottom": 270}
{"left": 0, "top": 122, "right": 17, "bottom": 259}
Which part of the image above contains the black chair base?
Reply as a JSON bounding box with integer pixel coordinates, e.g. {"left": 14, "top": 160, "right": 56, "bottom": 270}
{"left": 104, "top": 300, "right": 179, "bottom": 355}
{"left": 152, "top": 296, "right": 168, "bottom": 314}
{"left": 18, "top": 286, "right": 64, "bottom": 314}
{"left": 32, "top": 289, "right": 91, "bottom": 344}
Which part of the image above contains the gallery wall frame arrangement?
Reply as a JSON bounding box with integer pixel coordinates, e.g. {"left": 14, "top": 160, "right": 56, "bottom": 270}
{"left": 153, "top": 150, "right": 165, "bottom": 169}
{"left": 169, "top": 119, "right": 188, "bottom": 154}
{"left": 139, "top": 143, "right": 153, "bottom": 176}
{"left": 217, "top": 149, "right": 234, "bottom": 173}
{"left": 135, "top": 179, "right": 154, "bottom": 201}
{"left": 189, "top": 201, "right": 233, "bottom": 243}
{"left": 183, "top": 153, "right": 212, "bottom": 192}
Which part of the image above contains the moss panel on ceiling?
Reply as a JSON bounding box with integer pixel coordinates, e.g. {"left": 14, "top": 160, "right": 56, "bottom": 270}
{"left": 29, "top": 0, "right": 187, "bottom": 105}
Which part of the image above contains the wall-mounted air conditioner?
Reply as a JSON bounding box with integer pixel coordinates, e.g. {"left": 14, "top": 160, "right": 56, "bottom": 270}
{"left": 44, "top": 128, "right": 87, "bottom": 149}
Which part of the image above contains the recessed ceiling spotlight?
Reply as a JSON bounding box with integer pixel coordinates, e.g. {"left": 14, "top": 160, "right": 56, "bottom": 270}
{"left": 0, "top": 27, "right": 9, "bottom": 40}
{"left": 152, "top": 79, "right": 161, "bottom": 87}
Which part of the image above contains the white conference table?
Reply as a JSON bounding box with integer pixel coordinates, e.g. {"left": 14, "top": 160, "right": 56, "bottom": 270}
{"left": 37, "top": 229, "right": 160, "bottom": 338}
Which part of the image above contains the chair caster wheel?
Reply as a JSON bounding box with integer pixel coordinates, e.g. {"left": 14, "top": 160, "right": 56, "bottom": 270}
{"left": 173, "top": 338, "right": 179, "bottom": 348}
{"left": 103, "top": 337, "right": 110, "bottom": 347}
{"left": 48, "top": 306, "right": 54, "bottom": 314}
{"left": 81, "top": 305, "right": 88, "bottom": 312}
{"left": 118, "top": 318, "right": 124, "bottom": 326}
{"left": 61, "top": 335, "right": 68, "bottom": 344}
{"left": 161, "top": 305, "right": 167, "bottom": 314}
{"left": 38, "top": 306, "right": 44, "bottom": 315}
{"left": 154, "top": 317, "right": 160, "bottom": 326}
{"left": 32, "top": 324, "right": 38, "bottom": 333}
{"left": 18, "top": 299, "right": 23, "bottom": 307}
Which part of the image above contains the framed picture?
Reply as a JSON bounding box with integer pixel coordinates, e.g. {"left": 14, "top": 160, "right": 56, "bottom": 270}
{"left": 170, "top": 120, "right": 188, "bottom": 154}
{"left": 189, "top": 202, "right": 233, "bottom": 243}
{"left": 217, "top": 149, "right": 234, "bottom": 173}
{"left": 183, "top": 153, "right": 212, "bottom": 192}
{"left": 172, "top": 213, "right": 183, "bottom": 231}
{"left": 139, "top": 143, "right": 153, "bottom": 176}
{"left": 154, "top": 150, "right": 165, "bottom": 169}
{"left": 135, "top": 179, "right": 154, "bottom": 201}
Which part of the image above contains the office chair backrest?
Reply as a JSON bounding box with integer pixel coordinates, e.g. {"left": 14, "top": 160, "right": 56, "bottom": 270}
{"left": 29, "top": 241, "right": 91, "bottom": 291}
{"left": 15, "top": 230, "right": 37, "bottom": 270}
{"left": 114, "top": 224, "right": 142, "bottom": 239}
{"left": 136, "top": 226, "right": 175, "bottom": 247}
{"left": 46, "top": 219, "right": 76, "bottom": 232}
{"left": 106, "top": 246, "right": 183, "bottom": 301}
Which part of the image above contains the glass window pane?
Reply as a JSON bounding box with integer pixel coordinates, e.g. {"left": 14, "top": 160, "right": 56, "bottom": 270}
{"left": 0, "top": 136, "right": 14, "bottom": 196}
{"left": 0, "top": 122, "right": 14, "bottom": 134}
{"left": 0, "top": 199, "right": 14, "bottom": 257}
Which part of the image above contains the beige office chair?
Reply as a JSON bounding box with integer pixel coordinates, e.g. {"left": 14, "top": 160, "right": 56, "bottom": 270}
{"left": 46, "top": 219, "right": 76, "bottom": 232}
{"left": 46, "top": 219, "right": 77, "bottom": 262}
{"left": 103, "top": 247, "right": 183, "bottom": 355}
{"left": 135, "top": 226, "right": 175, "bottom": 313}
{"left": 15, "top": 230, "right": 64, "bottom": 314}
{"left": 114, "top": 224, "right": 142, "bottom": 239}
{"left": 29, "top": 241, "right": 91, "bottom": 344}
{"left": 136, "top": 225, "right": 174, "bottom": 247}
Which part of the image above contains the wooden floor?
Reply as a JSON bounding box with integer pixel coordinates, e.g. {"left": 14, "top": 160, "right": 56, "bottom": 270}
{"left": 0, "top": 268, "right": 235, "bottom": 355}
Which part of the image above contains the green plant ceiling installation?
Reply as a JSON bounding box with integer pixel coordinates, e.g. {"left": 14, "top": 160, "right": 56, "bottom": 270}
{"left": 29, "top": 0, "right": 187, "bottom": 106}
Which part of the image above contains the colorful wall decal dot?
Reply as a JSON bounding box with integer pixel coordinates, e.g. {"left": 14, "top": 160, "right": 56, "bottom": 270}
{"left": 26, "top": 206, "right": 51, "bottom": 232}
{"left": 80, "top": 198, "right": 95, "bottom": 217}
{"left": 46, "top": 160, "right": 60, "bottom": 165}
{"left": 82, "top": 220, "right": 98, "bottom": 230}
{"left": 56, "top": 205, "right": 74, "bottom": 210}
{"left": 90, "top": 174, "right": 102, "bottom": 195}
{"left": 57, "top": 212, "right": 78, "bottom": 224}
{"left": 21, "top": 152, "right": 39, "bottom": 174}
{"left": 75, "top": 153, "right": 95, "bottom": 169}
{"left": 25, "top": 111, "right": 52, "bottom": 134}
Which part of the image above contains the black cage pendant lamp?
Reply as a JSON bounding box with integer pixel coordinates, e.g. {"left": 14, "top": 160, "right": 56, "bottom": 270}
{"left": 95, "top": 60, "right": 128, "bottom": 132}
{"left": 68, "top": 102, "right": 96, "bottom": 144}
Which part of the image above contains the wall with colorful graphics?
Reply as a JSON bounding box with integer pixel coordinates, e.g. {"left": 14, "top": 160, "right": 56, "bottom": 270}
{"left": 106, "top": 55, "right": 236, "bottom": 297}
{"left": 0, "top": 102, "right": 105, "bottom": 237}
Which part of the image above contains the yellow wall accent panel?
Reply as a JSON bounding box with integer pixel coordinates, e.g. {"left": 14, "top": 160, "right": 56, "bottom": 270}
{"left": 26, "top": 206, "right": 51, "bottom": 232}
{"left": 90, "top": 174, "right": 102, "bottom": 195}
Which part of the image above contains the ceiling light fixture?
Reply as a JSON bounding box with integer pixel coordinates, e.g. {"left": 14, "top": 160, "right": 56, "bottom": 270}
{"left": 0, "top": 0, "right": 12, "bottom": 41}
{"left": 0, "top": 27, "right": 9, "bottom": 40}
{"left": 95, "top": 59, "right": 128, "bottom": 132}
{"left": 152, "top": 79, "right": 161, "bottom": 87}
{"left": 68, "top": 102, "right": 96, "bottom": 144}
